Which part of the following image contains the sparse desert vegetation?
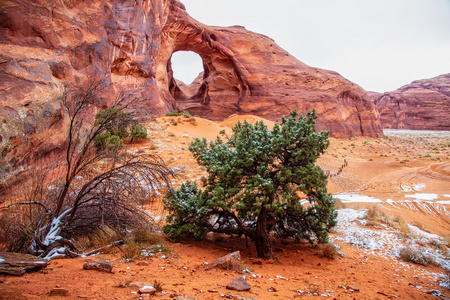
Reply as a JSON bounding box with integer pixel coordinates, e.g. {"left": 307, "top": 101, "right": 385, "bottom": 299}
{"left": 1, "top": 113, "right": 449, "bottom": 299}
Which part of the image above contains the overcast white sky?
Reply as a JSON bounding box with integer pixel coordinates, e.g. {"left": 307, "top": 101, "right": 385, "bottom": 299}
{"left": 171, "top": 0, "right": 450, "bottom": 92}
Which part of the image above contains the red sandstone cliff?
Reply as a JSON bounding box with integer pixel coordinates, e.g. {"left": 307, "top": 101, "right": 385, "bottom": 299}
{"left": 371, "top": 73, "right": 450, "bottom": 130}
{"left": 0, "top": 0, "right": 382, "bottom": 187}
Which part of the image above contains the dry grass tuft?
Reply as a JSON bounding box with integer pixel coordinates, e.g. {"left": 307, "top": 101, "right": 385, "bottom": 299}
{"left": 121, "top": 240, "right": 143, "bottom": 260}
{"left": 83, "top": 225, "right": 123, "bottom": 253}
{"left": 319, "top": 243, "right": 339, "bottom": 260}
{"left": 392, "top": 216, "right": 411, "bottom": 239}
{"left": 364, "top": 205, "right": 386, "bottom": 227}
{"left": 153, "top": 280, "right": 164, "bottom": 292}
{"left": 334, "top": 199, "right": 347, "bottom": 210}
{"left": 399, "top": 246, "right": 438, "bottom": 266}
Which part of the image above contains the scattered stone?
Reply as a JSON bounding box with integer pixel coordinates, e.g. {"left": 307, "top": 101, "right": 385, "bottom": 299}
{"left": 174, "top": 296, "right": 197, "bottom": 300}
{"left": 206, "top": 251, "right": 242, "bottom": 272}
{"left": 82, "top": 259, "right": 113, "bottom": 273}
{"left": 251, "top": 259, "right": 263, "bottom": 265}
{"left": 49, "top": 287, "right": 69, "bottom": 296}
{"left": 139, "top": 286, "right": 156, "bottom": 294}
{"left": 347, "top": 285, "right": 360, "bottom": 292}
{"left": 226, "top": 276, "right": 251, "bottom": 291}
{"left": 426, "top": 289, "right": 443, "bottom": 296}
{"left": 0, "top": 252, "right": 48, "bottom": 276}
{"left": 268, "top": 287, "right": 277, "bottom": 292}
{"left": 136, "top": 261, "right": 149, "bottom": 266}
{"left": 228, "top": 295, "right": 259, "bottom": 300}
{"left": 129, "top": 282, "right": 149, "bottom": 288}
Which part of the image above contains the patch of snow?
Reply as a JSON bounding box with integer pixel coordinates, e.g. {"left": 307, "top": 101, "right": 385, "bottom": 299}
{"left": 436, "top": 200, "right": 450, "bottom": 205}
{"left": 400, "top": 186, "right": 413, "bottom": 192}
{"left": 333, "top": 209, "right": 450, "bottom": 272}
{"left": 405, "top": 193, "right": 438, "bottom": 201}
{"left": 0, "top": 258, "right": 4, "bottom": 262}
{"left": 44, "top": 246, "right": 66, "bottom": 260}
{"left": 444, "top": 194, "right": 450, "bottom": 198}
{"left": 333, "top": 194, "right": 381, "bottom": 203}
{"left": 408, "top": 225, "right": 442, "bottom": 240}
{"left": 412, "top": 184, "right": 426, "bottom": 191}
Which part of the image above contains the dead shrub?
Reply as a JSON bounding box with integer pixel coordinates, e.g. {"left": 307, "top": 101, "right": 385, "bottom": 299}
{"left": 0, "top": 167, "right": 53, "bottom": 252}
{"left": 319, "top": 243, "right": 338, "bottom": 260}
{"left": 334, "top": 199, "right": 347, "bottom": 210}
{"left": 0, "top": 206, "right": 35, "bottom": 252}
{"left": 444, "top": 235, "right": 450, "bottom": 247}
{"left": 130, "top": 224, "right": 162, "bottom": 245}
{"left": 121, "top": 240, "right": 143, "bottom": 260}
{"left": 364, "top": 205, "right": 386, "bottom": 227}
{"left": 393, "top": 217, "right": 411, "bottom": 239}
{"left": 399, "top": 246, "right": 438, "bottom": 266}
{"left": 186, "top": 117, "right": 197, "bottom": 126}
{"left": 153, "top": 280, "right": 163, "bottom": 292}
{"left": 86, "top": 225, "right": 123, "bottom": 252}
{"left": 411, "top": 220, "right": 429, "bottom": 232}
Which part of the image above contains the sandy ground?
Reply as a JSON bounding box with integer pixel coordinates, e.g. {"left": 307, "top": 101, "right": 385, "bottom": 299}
{"left": 1, "top": 115, "right": 449, "bottom": 299}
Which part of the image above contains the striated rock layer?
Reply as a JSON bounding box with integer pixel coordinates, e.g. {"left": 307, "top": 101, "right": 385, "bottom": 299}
{"left": 371, "top": 74, "right": 450, "bottom": 130}
{"left": 0, "top": 0, "right": 382, "bottom": 188}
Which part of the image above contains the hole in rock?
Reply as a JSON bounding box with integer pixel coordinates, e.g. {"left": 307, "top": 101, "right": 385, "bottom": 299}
{"left": 170, "top": 51, "right": 204, "bottom": 85}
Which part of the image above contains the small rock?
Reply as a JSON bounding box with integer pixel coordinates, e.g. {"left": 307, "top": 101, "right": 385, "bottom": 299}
{"left": 129, "top": 282, "right": 150, "bottom": 288}
{"left": 229, "top": 295, "right": 259, "bottom": 300}
{"left": 206, "top": 251, "right": 242, "bottom": 272}
{"left": 139, "top": 286, "right": 156, "bottom": 294}
{"left": 347, "top": 285, "right": 360, "bottom": 292}
{"left": 426, "top": 289, "right": 443, "bottom": 296}
{"left": 83, "top": 259, "right": 113, "bottom": 273}
{"left": 136, "top": 261, "right": 149, "bottom": 266}
{"left": 251, "top": 260, "right": 263, "bottom": 265}
{"left": 226, "top": 276, "right": 251, "bottom": 291}
{"left": 49, "top": 287, "right": 69, "bottom": 296}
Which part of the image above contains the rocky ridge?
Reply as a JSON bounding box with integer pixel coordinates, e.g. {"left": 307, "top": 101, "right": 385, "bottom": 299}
{"left": 371, "top": 73, "right": 450, "bottom": 130}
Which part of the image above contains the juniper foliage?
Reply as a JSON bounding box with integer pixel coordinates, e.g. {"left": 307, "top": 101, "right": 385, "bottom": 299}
{"left": 164, "top": 109, "right": 336, "bottom": 258}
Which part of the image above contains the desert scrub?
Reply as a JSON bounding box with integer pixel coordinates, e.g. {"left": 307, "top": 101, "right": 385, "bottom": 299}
{"left": 121, "top": 240, "right": 143, "bottom": 260}
{"left": 319, "top": 243, "right": 339, "bottom": 260}
{"left": 364, "top": 205, "right": 387, "bottom": 227}
{"left": 411, "top": 221, "right": 429, "bottom": 232}
{"left": 153, "top": 280, "right": 163, "bottom": 292}
{"left": 166, "top": 110, "right": 192, "bottom": 118}
{"left": 392, "top": 217, "right": 411, "bottom": 239}
{"left": 399, "top": 246, "right": 438, "bottom": 266}
{"left": 334, "top": 199, "right": 347, "bottom": 210}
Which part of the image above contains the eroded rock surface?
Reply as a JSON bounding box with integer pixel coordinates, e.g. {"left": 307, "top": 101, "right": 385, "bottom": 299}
{"left": 371, "top": 73, "right": 450, "bottom": 130}
{"left": 0, "top": 252, "right": 48, "bottom": 275}
{"left": 0, "top": 0, "right": 382, "bottom": 191}
{"left": 206, "top": 251, "right": 242, "bottom": 272}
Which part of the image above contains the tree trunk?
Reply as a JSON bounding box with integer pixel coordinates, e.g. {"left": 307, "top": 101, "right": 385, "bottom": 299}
{"left": 255, "top": 208, "right": 273, "bottom": 259}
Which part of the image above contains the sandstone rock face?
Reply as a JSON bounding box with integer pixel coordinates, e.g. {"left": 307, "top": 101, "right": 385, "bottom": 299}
{"left": 0, "top": 0, "right": 382, "bottom": 189}
{"left": 371, "top": 73, "right": 450, "bottom": 130}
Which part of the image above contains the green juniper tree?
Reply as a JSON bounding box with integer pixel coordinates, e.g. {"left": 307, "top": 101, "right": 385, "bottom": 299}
{"left": 164, "top": 109, "right": 336, "bottom": 259}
